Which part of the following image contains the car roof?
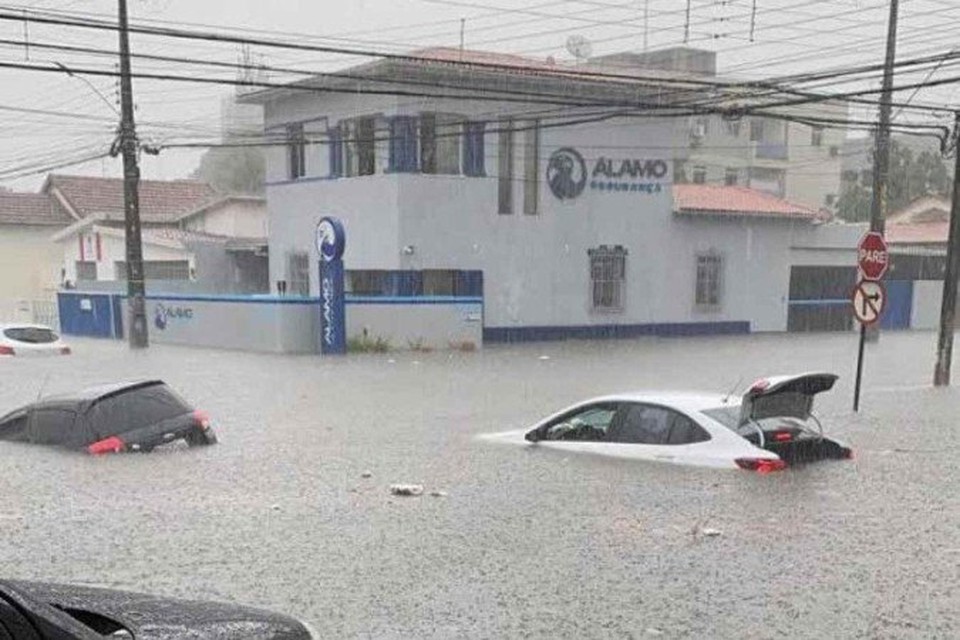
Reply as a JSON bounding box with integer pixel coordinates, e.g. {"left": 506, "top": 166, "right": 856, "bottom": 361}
{"left": 34, "top": 380, "right": 167, "bottom": 408}
{"left": 0, "top": 323, "right": 54, "bottom": 331}
{"left": 584, "top": 391, "right": 739, "bottom": 412}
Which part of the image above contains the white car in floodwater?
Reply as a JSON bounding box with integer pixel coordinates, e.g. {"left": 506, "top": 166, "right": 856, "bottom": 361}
{"left": 480, "top": 373, "right": 852, "bottom": 472}
{"left": 0, "top": 324, "right": 71, "bottom": 357}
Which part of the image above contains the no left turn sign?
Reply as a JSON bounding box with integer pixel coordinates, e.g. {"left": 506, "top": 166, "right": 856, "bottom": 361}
{"left": 852, "top": 280, "right": 886, "bottom": 325}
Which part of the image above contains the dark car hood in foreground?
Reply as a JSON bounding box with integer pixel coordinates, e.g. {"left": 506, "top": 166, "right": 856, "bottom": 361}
{"left": 3, "top": 580, "right": 312, "bottom": 640}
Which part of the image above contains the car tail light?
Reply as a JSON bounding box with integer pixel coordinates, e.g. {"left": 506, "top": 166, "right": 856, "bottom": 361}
{"left": 749, "top": 379, "right": 770, "bottom": 393}
{"left": 735, "top": 458, "right": 787, "bottom": 473}
{"left": 0, "top": 345, "right": 14, "bottom": 356}
{"left": 773, "top": 431, "right": 792, "bottom": 442}
{"left": 193, "top": 409, "right": 211, "bottom": 430}
{"left": 88, "top": 436, "right": 126, "bottom": 455}
{"left": 60, "top": 346, "right": 72, "bottom": 355}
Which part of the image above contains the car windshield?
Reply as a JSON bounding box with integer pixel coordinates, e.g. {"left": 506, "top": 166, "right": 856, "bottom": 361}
{"left": 4, "top": 327, "right": 58, "bottom": 343}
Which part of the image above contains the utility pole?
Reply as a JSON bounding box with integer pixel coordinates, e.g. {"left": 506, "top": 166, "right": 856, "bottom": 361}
{"left": 869, "top": 0, "right": 899, "bottom": 240}
{"left": 933, "top": 112, "right": 960, "bottom": 386}
{"left": 117, "top": 0, "right": 148, "bottom": 348}
{"left": 853, "top": 0, "right": 898, "bottom": 410}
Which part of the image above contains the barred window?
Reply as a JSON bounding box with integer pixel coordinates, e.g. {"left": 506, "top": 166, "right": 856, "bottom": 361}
{"left": 75, "top": 261, "right": 97, "bottom": 281}
{"left": 287, "top": 252, "right": 310, "bottom": 297}
{"left": 589, "top": 246, "right": 627, "bottom": 312}
{"left": 696, "top": 253, "right": 723, "bottom": 308}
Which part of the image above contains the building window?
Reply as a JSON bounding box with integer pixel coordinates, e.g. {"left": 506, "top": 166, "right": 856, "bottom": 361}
{"left": 749, "top": 118, "right": 764, "bottom": 142}
{"left": 334, "top": 117, "right": 377, "bottom": 177}
{"left": 114, "top": 261, "right": 190, "bottom": 281}
{"left": 825, "top": 193, "right": 836, "bottom": 206}
{"left": 749, "top": 167, "right": 786, "bottom": 198}
{"left": 463, "top": 122, "right": 486, "bottom": 177}
{"left": 692, "top": 166, "right": 707, "bottom": 184}
{"left": 287, "top": 123, "right": 305, "bottom": 180}
{"left": 287, "top": 252, "right": 310, "bottom": 297}
{"left": 723, "top": 118, "right": 742, "bottom": 137}
{"left": 420, "top": 113, "right": 461, "bottom": 175}
{"left": 811, "top": 126, "right": 823, "bottom": 147}
{"left": 589, "top": 246, "right": 627, "bottom": 312}
{"left": 724, "top": 168, "right": 739, "bottom": 186}
{"left": 388, "top": 116, "right": 418, "bottom": 173}
{"left": 113, "top": 261, "right": 189, "bottom": 281}
{"left": 674, "top": 160, "right": 688, "bottom": 184}
{"left": 75, "top": 261, "right": 96, "bottom": 281}
{"left": 523, "top": 120, "right": 539, "bottom": 215}
{"left": 422, "top": 269, "right": 457, "bottom": 295}
{"left": 348, "top": 270, "right": 390, "bottom": 295}
{"left": 356, "top": 117, "right": 376, "bottom": 176}
{"left": 329, "top": 127, "right": 344, "bottom": 178}
{"left": 695, "top": 253, "right": 723, "bottom": 309}
{"left": 498, "top": 120, "right": 514, "bottom": 214}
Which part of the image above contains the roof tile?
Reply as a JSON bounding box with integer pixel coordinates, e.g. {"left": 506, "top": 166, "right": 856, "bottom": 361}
{"left": 46, "top": 174, "right": 217, "bottom": 223}
{"left": 0, "top": 191, "right": 72, "bottom": 226}
{"left": 673, "top": 184, "right": 817, "bottom": 219}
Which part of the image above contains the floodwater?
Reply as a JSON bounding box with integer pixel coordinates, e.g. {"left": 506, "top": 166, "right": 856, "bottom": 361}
{"left": 1, "top": 331, "right": 959, "bottom": 638}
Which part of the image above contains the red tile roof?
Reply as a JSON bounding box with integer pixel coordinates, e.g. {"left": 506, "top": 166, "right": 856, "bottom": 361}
{"left": 886, "top": 222, "right": 948, "bottom": 245}
{"left": 0, "top": 191, "right": 72, "bottom": 226}
{"left": 44, "top": 174, "right": 217, "bottom": 224}
{"left": 673, "top": 184, "right": 817, "bottom": 219}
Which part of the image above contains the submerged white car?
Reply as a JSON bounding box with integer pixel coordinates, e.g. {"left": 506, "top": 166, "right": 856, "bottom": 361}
{"left": 482, "top": 373, "right": 852, "bottom": 472}
{"left": 0, "top": 324, "right": 71, "bottom": 357}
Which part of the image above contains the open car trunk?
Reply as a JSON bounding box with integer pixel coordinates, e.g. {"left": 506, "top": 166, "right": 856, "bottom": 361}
{"left": 738, "top": 373, "right": 852, "bottom": 465}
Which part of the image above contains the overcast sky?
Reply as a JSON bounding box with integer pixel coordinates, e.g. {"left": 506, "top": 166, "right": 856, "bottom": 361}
{"left": 0, "top": 0, "right": 957, "bottom": 191}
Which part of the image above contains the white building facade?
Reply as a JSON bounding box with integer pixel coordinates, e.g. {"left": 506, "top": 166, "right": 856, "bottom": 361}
{"left": 245, "top": 48, "right": 857, "bottom": 340}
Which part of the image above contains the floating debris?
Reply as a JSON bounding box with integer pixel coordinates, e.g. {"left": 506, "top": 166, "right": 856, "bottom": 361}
{"left": 389, "top": 484, "right": 424, "bottom": 497}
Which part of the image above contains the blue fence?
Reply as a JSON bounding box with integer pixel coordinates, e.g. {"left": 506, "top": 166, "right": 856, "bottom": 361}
{"left": 58, "top": 292, "right": 123, "bottom": 339}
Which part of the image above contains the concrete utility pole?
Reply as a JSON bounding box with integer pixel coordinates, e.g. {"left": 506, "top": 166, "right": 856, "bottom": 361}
{"left": 870, "top": 0, "right": 899, "bottom": 236}
{"left": 117, "top": 0, "right": 148, "bottom": 348}
{"left": 869, "top": 1, "right": 898, "bottom": 238}
{"left": 933, "top": 112, "right": 960, "bottom": 386}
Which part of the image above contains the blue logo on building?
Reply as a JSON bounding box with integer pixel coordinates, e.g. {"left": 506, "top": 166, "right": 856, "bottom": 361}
{"left": 154, "top": 306, "right": 167, "bottom": 331}
{"left": 547, "top": 147, "right": 587, "bottom": 200}
{"left": 316, "top": 217, "right": 346, "bottom": 263}
{"left": 154, "top": 303, "right": 193, "bottom": 331}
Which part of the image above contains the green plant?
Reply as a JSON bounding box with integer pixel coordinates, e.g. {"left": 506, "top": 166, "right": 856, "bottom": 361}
{"left": 347, "top": 333, "right": 391, "bottom": 353}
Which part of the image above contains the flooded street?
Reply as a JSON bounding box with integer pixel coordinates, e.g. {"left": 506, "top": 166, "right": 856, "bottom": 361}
{"left": 1, "top": 332, "right": 959, "bottom": 638}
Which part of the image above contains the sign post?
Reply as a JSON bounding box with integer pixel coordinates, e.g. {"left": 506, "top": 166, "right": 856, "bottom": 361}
{"left": 316, "top": 217, "right": 346, "bottom": 356}
{"left": 852, "top": 231, "right": 889, "bottom": 411}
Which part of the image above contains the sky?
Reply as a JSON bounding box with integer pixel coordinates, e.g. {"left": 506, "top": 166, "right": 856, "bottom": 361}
{"left": 0, "top": 0, "right": 957, "bottom": 192}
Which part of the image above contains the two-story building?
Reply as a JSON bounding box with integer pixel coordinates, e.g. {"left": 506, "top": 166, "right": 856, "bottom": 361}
{"left": 592, "top": 48, "right": 846, "bottom": 212}
{"left": 242, "top": 46, "right": 857, "bottom": 341}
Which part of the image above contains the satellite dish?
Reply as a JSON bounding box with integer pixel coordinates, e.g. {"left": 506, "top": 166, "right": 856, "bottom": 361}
{"left": 565, "top": 35, "right": 593, "bottom": 62}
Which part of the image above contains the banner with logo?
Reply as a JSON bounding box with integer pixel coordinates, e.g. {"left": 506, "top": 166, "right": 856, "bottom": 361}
{"left": 316, "top": 217, "right": 347, "bottom": 355}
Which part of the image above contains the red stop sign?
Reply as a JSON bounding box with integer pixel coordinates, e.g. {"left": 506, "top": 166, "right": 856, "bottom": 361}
{"left": 858, "top": 231, "right": 889, "bottom": 280}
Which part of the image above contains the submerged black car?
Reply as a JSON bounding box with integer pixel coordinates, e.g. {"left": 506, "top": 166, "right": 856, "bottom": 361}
{"left": 0, "top": 579, "right": 312, "bottom": 639}
{"left": 0, "top": 380, "right": 218, "bottom": 454}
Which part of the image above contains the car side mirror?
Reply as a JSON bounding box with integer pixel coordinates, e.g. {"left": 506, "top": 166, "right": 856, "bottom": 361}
{"left": 524, "top": 428, "right": 542, "bottom": 442}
